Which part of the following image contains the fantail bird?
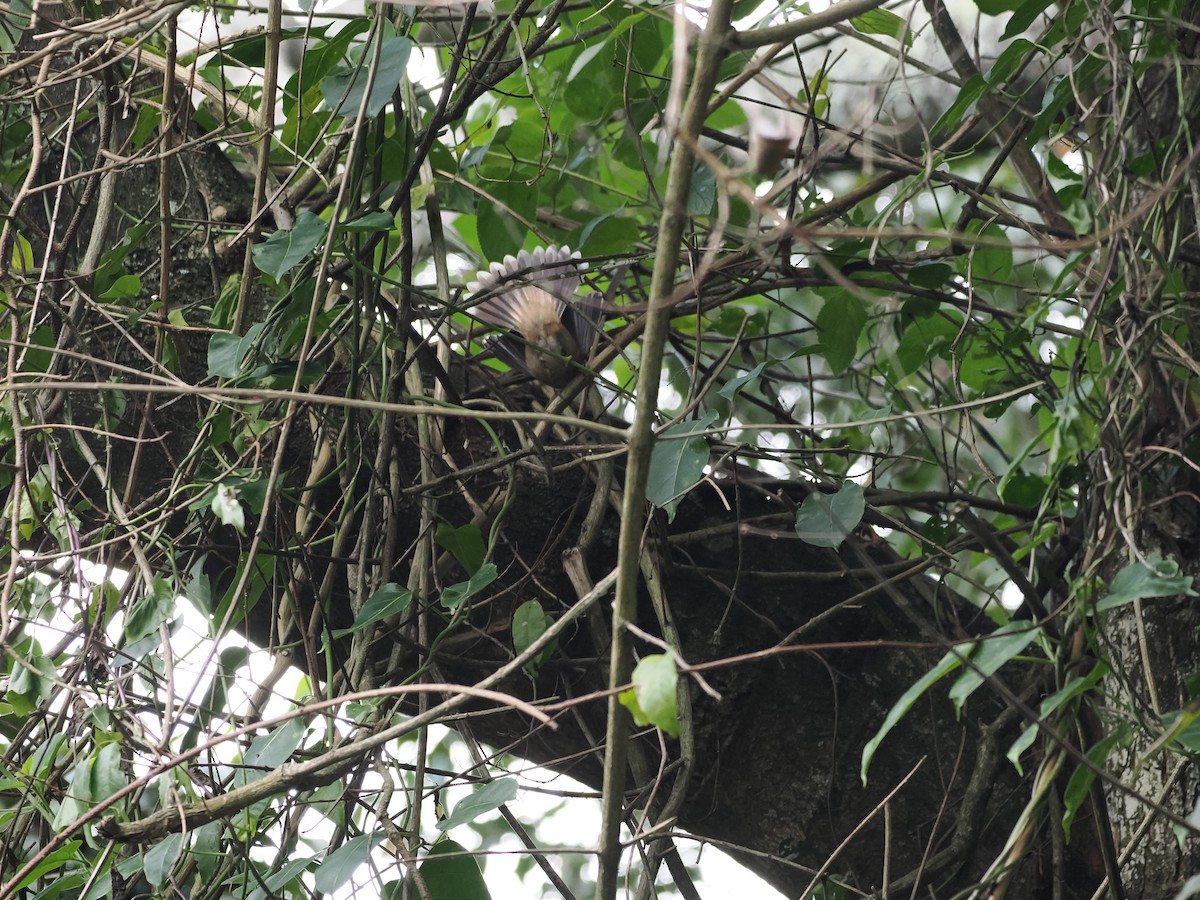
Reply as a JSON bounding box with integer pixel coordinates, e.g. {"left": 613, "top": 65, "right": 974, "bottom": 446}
{"left": 467, "top": 245, "right": 603, "bottom": 387}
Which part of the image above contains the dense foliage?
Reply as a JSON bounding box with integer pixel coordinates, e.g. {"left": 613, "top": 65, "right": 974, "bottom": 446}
{"left": 1, "top": 0, "right": 1199, "bottom": 897}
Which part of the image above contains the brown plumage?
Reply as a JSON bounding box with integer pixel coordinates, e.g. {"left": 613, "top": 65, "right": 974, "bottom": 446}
{"left": 467, "top": 246, "right": 601, "bottom": 387}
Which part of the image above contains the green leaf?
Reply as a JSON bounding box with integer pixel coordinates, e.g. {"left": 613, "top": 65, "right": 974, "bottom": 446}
{"left": 816, "top": 292, "right": 867, "bottom": 374}
{"left": 441, "top": 564, "right": 498, "bottom": 612}
{"left": 100, "top": 385, "right": 127, "bottom": 428}
{"left": 8, "top": 649, "right": 54, "bottom": 716}
{"left": 947, "top": 623, "right": 1041, "bottom": 713}
{"left": 687, "top": 162, "right": 716, "bottom": 215}
{"left": 849, "top": 8, "right": 912, "bottom": 46}
{"left": 211, "top": 26, "right": 313, "bottom": 67}
{"left": 862, "top": 651, "right": 961, "bottom": 784}
{"left": 26, "top": 733, "right": 68, "bottom": 781}
{"left": 998, "top": 472, "right": 1048, "bottom": 507}
{"left": 343, "top": 210, "right": 395, "bottom": 232}
{"left": 129, "top": 103, "right": 161, "bottom": 151}
{"left": 210, "top": 483, "right": 245, "bottom": 532}
{"left": 1046, "top": 389, "right": 1099, "bottom": 466}
{"left": 210, "top": 275, "right": 241, "bottom": 329}
{"left": 985, "top": 39, "right": 1036, "bottom": 87}
{"left": 1006, "top": 663, "right": 1108, "bottom": 773}
{"left": 564, "top": 43, "right": 619, "bottom": 120}
{"left": 437, "top": 778, "right": 519, "bottom": 832}
{"left": 53, "top": 741, "right": 127, "bottom": 830}
{"left": 92, "top": 222, "right": 154, "bottom": 296}
{"left": 1160, "top": 707, "right": 1200, "bottom": 754}
{"left": 611, "top": 12, "right": 664, "bottom": 74}
{"left": 124, "top": 578, "right": 176, "bottom": 644}
{"left": 266, "top": 856, "right": 317, "bottom": 891}
{"left": 144, "top": 833, "right": 184, "bottom": 885}
{"left": 909, "top": 261, "right": 953, "bottom": 289}
{"left": 314, "top": 832, "right": 387, "bottom": 894}
{"left": 1062, "top": 731, "right": 1122, "bottom": 840}
{"left": 206, "top": 322, "right": 266, "bottom": 379}
{"left": 1002, "top": 0, "right": 1054, "bottom": 39}
{"left": 89, "top": 741, "right": 126, "bottom": 803}
{"left": 0, "top": 1, "right": 33, "bottom": 54}
{"left": 320, "top": 33, "right": 413, "bottom": 118}
{"left": 418, "top": 840, "right": 492, "bottom": 900}
{"left": 893, "top": 314, "right": 956, "bottom": 379}
{"left": 1005, "top": 722, "right": 1039, "bottom": 775}
{"left": 965, "top": 223, "right": 1013, "bottom": 287}
{"left": 718, "top": 362, "right": 766, "bottom": 401}
{"left": 579, "top": 213, "right": 640, "bottom": 256}
{"left": 252, "top": 210, "right": 328, "bottom": 280}
{"left": 512, "top": 599, "right": 556, "bottom": 676}
{"left": 973, "top": 0, "right": 1025, "bottom": 12}
{"left": 331, "top": 583, "right": 414, "bottom": 639}
{"left": 98, "top": 273, "right": 142, "bottom": 301}
{"left": 618, "top": 654, "right": 680, "bottom": 737}
{"left": 282, "top": 19, "right": 369, "bottom": 108}
{"left": 1094, "top": 557, "right": 1196, "bottom": 613}
{"left": 243, "top": 716, "right": 305, "bottom": 773}
{"left": 5, "top": 841, "right": 83, "bottom": 895}
{"left": 1025, "top": 72, "right": 1074, "bottom": 146}
{"left": 477, "top": 171, "right": 540, "bottom": 262}
{"left": 932, "top": 74, "right": 988, "bottom": 137}
{"left": 18, "top": 323, "right": 55, "bottom": 375}
{"left": 245, "top": 359, "right": 326, "bottom": 389}
{"left": 9, "top": 231, "right": 34, "bottom": 272}
{"left": 646, "top": 412, "right": 717, "bottom": 523}
{"left": 794, "top": 481, "right": 866, "bottom": 549}
{"left": 435, "top": 523, "right": 486, "bottom": 574}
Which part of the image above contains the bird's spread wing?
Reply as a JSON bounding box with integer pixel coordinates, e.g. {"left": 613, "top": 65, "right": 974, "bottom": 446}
{"left": 467, "top": 246, "right": 583, "bottom": 333}
{"left": 485, "top": 334, "right": 532, "bottom": 377}
{"left": 563, "top": 291, "right": 605, "bottom": 354}
{"left": 519, "top": 245, "right": 584, "bottom": 305}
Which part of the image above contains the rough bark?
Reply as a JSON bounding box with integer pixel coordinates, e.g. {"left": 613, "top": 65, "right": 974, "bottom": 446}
{"left": 1086, "top": 3, "right": 1200, "bottom": 895}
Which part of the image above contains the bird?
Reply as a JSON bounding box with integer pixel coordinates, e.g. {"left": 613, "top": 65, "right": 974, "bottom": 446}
{"left": 466, "top": 245, "right": 603, "bottom": 388}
